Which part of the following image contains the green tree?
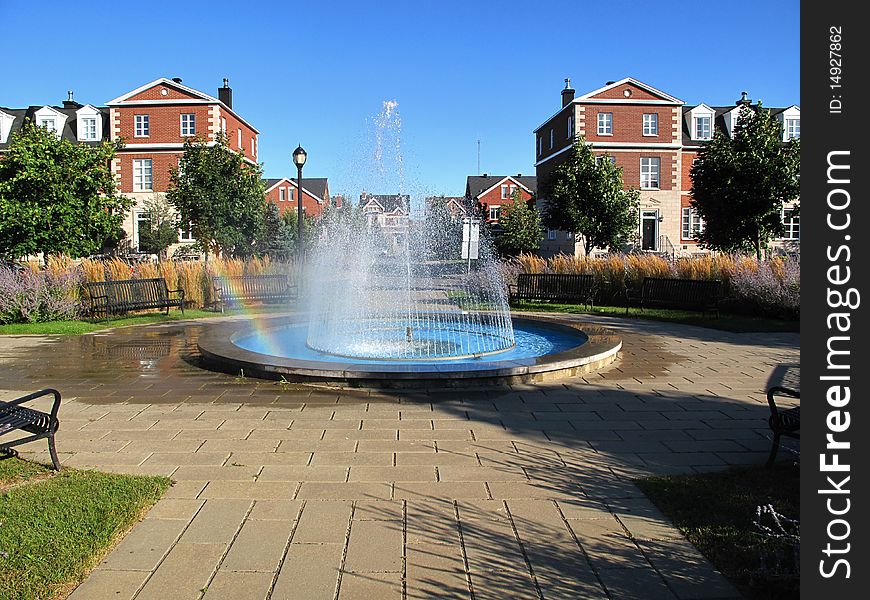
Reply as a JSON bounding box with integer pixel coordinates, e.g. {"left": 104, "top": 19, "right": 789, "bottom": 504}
{"left": 167, "top": 133, "right": 265, "bottom": 258}
{"left": 495, "top": 190, "right": 541, "bottom": 256}
{"left": 540, "top": 138, "right": 639, "bottom": 254}
{"left": 690, "top": 103, "right": 801, "bottom": 258}
{"left": 0, "top": 121, "right": 131, "bottom": 259}
{"left": 254, "top": 202, "right": 294, "bottom": 257}
{"left": 137, "top": 195, "right": 179, "bottom": 259}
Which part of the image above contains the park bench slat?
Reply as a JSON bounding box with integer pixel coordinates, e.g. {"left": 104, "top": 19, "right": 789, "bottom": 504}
{"left": 212, "top": 275, "right": 296, "bottom": 312}
{"left": 0, "top": 389, "right": 62, "bottom": 470}
{"left": 84, "top": 278, "right": 184, "bottom": 319}
{"left": 509, "top": 274, "right": 594, "bottom": 308}
{"left": 625, "top": 277, "right": 721, "bottom": 315}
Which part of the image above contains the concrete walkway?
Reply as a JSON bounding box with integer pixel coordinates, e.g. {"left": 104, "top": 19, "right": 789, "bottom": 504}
{"left": 0, "top": 313, "right": 799, "bottom": 600}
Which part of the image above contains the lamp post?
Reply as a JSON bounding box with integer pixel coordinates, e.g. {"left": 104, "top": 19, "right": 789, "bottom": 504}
{"left": 292, "top": 145, "right": 307, "bottom": 263}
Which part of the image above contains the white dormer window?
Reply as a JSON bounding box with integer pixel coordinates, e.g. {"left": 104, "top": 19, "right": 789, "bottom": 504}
{"left": 34, "top": 106, "right": 67, "bottom": 138}
{"left": 785, "top": 119, "right": 800, "bottom": 140}
{"left": 0, "top": 110, "right": 14, "bottom": 144}
{"left": 81, "top": 118, "right": 96, "bottom": 140}
{"left": 76, "top": 105, "right": 102, "bottom": 142}
{"left": 694, "top": 116, "right": 711, "bottom": 140}
{"left": 40, "top": 118, "right": 56, "bottom": 132}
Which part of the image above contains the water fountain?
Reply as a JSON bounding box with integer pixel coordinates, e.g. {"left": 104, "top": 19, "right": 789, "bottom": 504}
{"left": 197, "top": 101, "right": 621, "bottom": 386}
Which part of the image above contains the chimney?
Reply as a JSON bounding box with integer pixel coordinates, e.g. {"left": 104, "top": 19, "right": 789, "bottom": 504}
{"left": 561, "top": 77, "right": 575, "bottom": 107}
{"left": 62, "top": 90, "right": 82, "bottom": 109}
{"left": 516, "top": 173, "right": 522, "bottom": 177}
{"left": 171, "top": 77, "right": 183, "bottom": 84}
{"left": 737, "top": 91, "right": 751, "bottom": 106}
{"left": 219, "top": 78, "right": 233, "bottom": 109}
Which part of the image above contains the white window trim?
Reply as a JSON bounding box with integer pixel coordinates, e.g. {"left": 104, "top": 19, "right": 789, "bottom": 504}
{"left": 135, "top": 114, "right": 150, "bottom": 138}
{"left": 237, "top": 128, "right": 242, "bottom": 148}
{"left": 643, "top": 113, "right": 658, "bottom": 137}
{"left": 681, "top": 207, "right": 705, "bottom": 240}
{"left": 34, "top": 106, "right": 66, "bottom": 138}
{"left": 640, "top": 157, "right": 661, "bottom": 190}
{"left": 179, "top": 221, "right": 194, "bottom": 242}
{"left": 133, "top": 158, "right": 153, "bottom": 192}
{"left": 549, "top": 128, "right": 554, "bottom": 149}
{"left": 781, "top": 208, "right": 800, "bottom": 240}
{"left": 180, "top": 113, "right": 196, "bottom": 137}
{"left": 597, "top": 112, "right": 613, "bottom": 136}
{"left": 688, "top": 105, "right": 715, "bottom": 141}
{"left": 489, "top": 205, "right": 501, "bottom": 221}
{"left": 76, "top": 105, "right": 102, "bottom": 142}
{"left": 547, "top": 229, "right": 556, "bottom": 241}
{"left": 694, "top": 116, "right": 712, "bottom": 141}
{"left": 567, "top": 114, "right": 574, "bottom": 139}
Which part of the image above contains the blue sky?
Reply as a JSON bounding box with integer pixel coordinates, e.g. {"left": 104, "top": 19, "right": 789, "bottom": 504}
{"left": 0, "top": 0, "right": 799, "bottom": 199}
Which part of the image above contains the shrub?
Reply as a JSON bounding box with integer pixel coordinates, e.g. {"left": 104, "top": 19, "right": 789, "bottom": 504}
{"left": 0, "top": 266, "right": 83, "bottom": 323}
{"left": 731, "top": 256, "right": 800, "bottom": 317}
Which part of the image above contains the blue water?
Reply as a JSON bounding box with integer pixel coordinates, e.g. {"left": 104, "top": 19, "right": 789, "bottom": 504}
{"left": 233, "top": 321, "right": 586, "bottom": 367}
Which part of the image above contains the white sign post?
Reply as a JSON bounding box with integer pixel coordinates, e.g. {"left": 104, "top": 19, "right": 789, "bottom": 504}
{"left": 461, "top": 217, "right": 480, "bottom": 273}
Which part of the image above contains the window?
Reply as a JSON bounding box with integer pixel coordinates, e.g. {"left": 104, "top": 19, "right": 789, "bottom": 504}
{"left": 509, "top": 184, "right": 517, "bottom": 198}
{"left": 179, "top": 222, "right": 194, "bottom": 242}
{"left": 135, "top": 115, "right": 149, "bottom": 137}
{"left": 566, "top": 231, "right": 573, "bottom": 241}
{"left": 251, "top": 138, "right": 255, "bottom": 156}
{"left": 596, "top": 155, "right": 616, "bottom": 166}
{"left": 643, "top": 113, "right": 658, "bottom": 136}
{"left": 135, "top": 211, "right": 150, "bottom": 251}
{"left": 220, "top": 117, "right": 227, "bottom": 135}
{"left": 547, "top": 229, "right": 556, "bottom": 240}
{"left": 640, "top": 157, "right": 660, "bottom": 189}
{"left": 290, "top": 188, "right": 295, "bottom": 201}
{"left": 782, "top": 209, "right": 800, "bottom": 240}
{"left": 694, "top": 116, "right": 711, "bottom": 140}
{"left": 81, "top": 117, "right": 97, "bottom": 140}
{"left": 279, "top": 188, "right": 286, "bottom": 201}
{"left": 785, "top": 118, "right": 800, "bottom": 140}
{"left": 549, "top": 128, "right": 554, "bottom": 149}
{"left": 180, "top": 114, "right": 196, "bottom": 136}
{"left": 489, "top": 205, "right": 501, "bottom": 221}
{"left": 40, "top": 118, "right": 56, "bottom": 132}
{"left": 567, "top": 114, "right": 574, "bottom": 138}
{"left": 133, "top": 159, "right": 153, "bottom": 192}
{"left": 681, "top": 208, "right": 705, "bottom": 240}
{"left": 237, "top": 128, "right": 242, "bottom": 148}
{"left": 501, "top": 185, "right": 509, "bottom": 199}
{"left": 597, "top": 112, "right": 612, "bottom": 135}
{"left": 537, "top": 135, "right": 542, "bottom": 156}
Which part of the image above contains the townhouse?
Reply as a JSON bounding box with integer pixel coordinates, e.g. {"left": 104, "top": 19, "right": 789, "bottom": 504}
{"left": 465, "top": 175, "right": 537, "bottom": 227}
{"left": 533, "top": 77, "right": 800, "bottom": 257}
{"left": 264, "top": 177, "right": 330, "bottom": 218}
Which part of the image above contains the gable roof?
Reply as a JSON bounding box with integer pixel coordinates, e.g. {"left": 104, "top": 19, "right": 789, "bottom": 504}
{"left": 465, "top": 175, "right": 537, "bottom": 199}
{"left": 359, "top": 193, "right": 409, "bottom": 213}
{"left": 576, "top": 77, "right": 684, "bottom": 104}
{"left": 0, "top": 105, "right": 110, "bottom": 150}
{"left": 263, "top": 177, "right": 329, "bottom": 203}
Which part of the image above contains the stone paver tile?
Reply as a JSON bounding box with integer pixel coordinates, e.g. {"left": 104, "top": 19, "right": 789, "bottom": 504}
{"left": 322, "top": 429, "right": 396, "bottom": 440}
{"left": 202, "top": 571, "right": 273, "bottom": 600}
{"left": 163, "top": 481, "right": 208, "bottom": 499}
{"left": 276, "top": 439, "right": 357, "bottom": 452}
{"left": 535, "top": 576, "right": 608, "bottom": 600}
{"left": 344, "top": 519, "right": 403, "bottom": 572}
{"left": 100, "top": 518, "right": 188, "bottom": 570}
{"left": 200, "top": 481, "right": 298, "bottom": 500}
{"left": 356, "top": 440, "right": 436, "bottom": 453}
{"left": 227, "top": 451, "right": 312, "bottom": 466}
{"left": 462, "top": 520, "right": 526, "bottom": 572}
{"left": 150, "top": 418, "right": 226, "bottom": 429}
{"left": 353, "top": 500, "right": 403, "bottom": 521}
{"left": 67, "top": 569, "right": 149, "bottom": 600}
{"left": 406, "top": 543, "right": 469, "bottom": 599}
{"left": 398, "top": 429, "right": 473, "bottom": 441}
{"left": 569, "top": 519, "right": 649, "bottom": 570}
{"left": 395, "top": 482, "right": 489, "bottom": 501}
{"left": 135, "top": 542, "right": 225, "bottom": 600}
{"left": 597, "top": 566, "right": 678, "bottom": 600}
{"left": 198, "top": 439, "right": 281, "bottom": 453}
{"left": 171, "top": 465, "right": 260, "bottom": 481}
{"left": 174, "top": 429, "right": 251, "bottom": 440}
{"left": 145, "top": 498, "right": 205, "bottom": 520}
{"left": 271, "top": 543, "right": 343, "bottom": 600}
{"left": 258, "top": 465, "right": 348, "bottom": 482}
{"left": 64, "top": 451, "right": 152, "bottom": 468}
{"left": 619, "top": 514, "right": 686, "bottom": 542}
{"left": 142, "top": 451, "right": 229, "bottom": 466}
{"left": 248, "top": 499, "right": 304, "bottom": 521}
{"left": 348, "top": 466, "right": 435, "bottom": 482}
{"left": 396, "top": 452, "right": 478, "bottom": 466}
{"left": 638, "top": 539, "right": 740, "bottom": 600}
{"left": 122, "top": 440, "right": 204, "bottom": 453}
{"left": 79, "top": 419, "right": 158, "bottom": 431}
{"left": 556, "top": 498, "right": 612, "bottom": 520}
{"left": 81, "top": 463, "right": 178, "bottom": 477}
{"left": 181, "top": 498, "right": 251, "bottom": 544}
{"left": 468, "top": 570, "right": 540, "bottom": 600}
{"left": 486, "top": 481, "right": 576, "bottom": 500}
{"left": 406, "top": 501, "right": 460, "bottom": 545}
{"left": 292, "top": 419, "right": 361, "bottom": 429}
{"left": 292, "top": 501, "right": 353, "bottom": 543}
{"left": 438, "top": 466, "right": 527, "bottom": 482}
{"left": 370, "top": 418, "right": 433, "bottom": 430}
{"left": 221, "top": 517, "right": 295, "bottom": 571}
{"left": 296, "top": 482, "right": 392, "bottom": 500}
{"left": 218, "top": 418, "right": 290, "bottom": 430}
{"left": 338, "top": 571, "right": 403, "bottom": 599}
{"left": 309, "top": 452, "right": 393, "bottom": 466}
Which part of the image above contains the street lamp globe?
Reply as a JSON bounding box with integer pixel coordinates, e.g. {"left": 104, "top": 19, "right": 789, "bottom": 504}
{"left": 292, "top": 145, "right": 307, "bottom": 168}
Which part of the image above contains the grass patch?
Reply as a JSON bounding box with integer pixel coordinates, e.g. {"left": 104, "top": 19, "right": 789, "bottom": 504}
{"left": 510, "top": 301, "right": 799, "bottom": 333}
{"left": 0, "top": 457, "right": 170, "bottom": 599}
{"left": 636, "top": 464, "right": 799, "bottom": 599}
{"left": 0, "top": 308, "right": 234, "bottom": 336}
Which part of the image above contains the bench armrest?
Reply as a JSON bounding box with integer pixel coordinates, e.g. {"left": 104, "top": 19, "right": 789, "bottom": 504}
{"left": 5, "top": 389, "right": 62, "bottom": 422}
{"left": 167, "top": 288, "right": 185, "bottom": 300}
{"left": 767, "top": 386, "right": 799, "bottom": 417}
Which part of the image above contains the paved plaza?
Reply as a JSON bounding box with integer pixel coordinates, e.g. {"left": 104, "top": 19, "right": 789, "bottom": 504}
{"left": 0, "top": 313, "right": 799, "bottom": 600}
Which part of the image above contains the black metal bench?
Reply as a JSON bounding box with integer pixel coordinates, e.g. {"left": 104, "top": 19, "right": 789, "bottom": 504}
{"left": 0, "top": 389, "right": 62, "bottom": 471}
{"left": 625, "top": 277, "right": 721, "bottom": 316}
{"left": 766, "top": 386, "right": 800, "bottom": 467}
{"left": 212, "top": 274, "right": 296, "bottom": 312}
{"left": 84, "top": 277, "right": 184, "bottom": 320}
{"left": 508, "top": 274, "right": 595, "bottom": 309}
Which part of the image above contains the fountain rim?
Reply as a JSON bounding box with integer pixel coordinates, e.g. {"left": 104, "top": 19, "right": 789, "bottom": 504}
{"left": 196, "top": 314, "right": 622, "bottom": 387}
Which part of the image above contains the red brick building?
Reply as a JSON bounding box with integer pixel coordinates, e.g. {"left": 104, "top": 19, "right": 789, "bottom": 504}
{"left": 264, "top": 177, "right": 330, "bottom": 218}
{"left": 465, "top": 175, "right": 536, "bottom": 225}
{"left": 106, "top": 77, "right": 259, "bottom": 254}
{"left": 534, "top": 77, "right": 800, "bottom": 257}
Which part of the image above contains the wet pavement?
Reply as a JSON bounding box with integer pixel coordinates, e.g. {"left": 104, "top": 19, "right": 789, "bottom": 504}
{"left": 0, "top": 312, "right": 799, "bottom": 600}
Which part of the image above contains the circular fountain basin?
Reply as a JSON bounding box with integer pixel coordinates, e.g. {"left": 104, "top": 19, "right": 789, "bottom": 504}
{"left": 197, "top": 315, "right": 621, "bottom": 387}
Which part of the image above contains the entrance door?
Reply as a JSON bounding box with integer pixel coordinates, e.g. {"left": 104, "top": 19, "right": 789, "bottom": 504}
{"left": 641, "top": 210, "right": 658, "bottom": 251}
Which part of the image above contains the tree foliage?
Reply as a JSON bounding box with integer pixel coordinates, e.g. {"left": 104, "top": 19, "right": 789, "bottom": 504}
{"left": 167, "top": 133, "right": 265, "bottom": 257}
{"left": 540, "top": 138, "right": 639, "bottom": 254}
{"left": 0, "top": 121, "right": 131, "bottom": 259}
{"left": 690, "top": 103, "right": 800, "bottom": 258}
{"left": 137, "top": 195, "right": 179, "bottom": 258}
{"left": 495, "top": 190, "right": 541, "bottom": 256}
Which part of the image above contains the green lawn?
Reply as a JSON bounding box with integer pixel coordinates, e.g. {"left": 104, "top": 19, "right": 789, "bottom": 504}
{"left": 636, "top": 464, "right": 799, "bottom": 599}
{"left": 0, "top": 457, "right": 170, "bottom": 599}
{"left": 510, "top": 301, "right": 799, "bottom": 333}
